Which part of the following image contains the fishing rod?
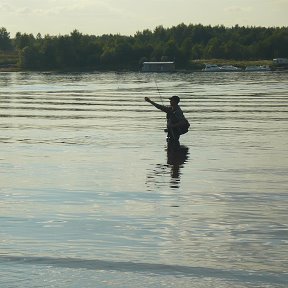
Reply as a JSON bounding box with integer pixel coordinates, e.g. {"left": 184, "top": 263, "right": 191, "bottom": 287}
{"left": 154, "top": 78, "right": 164, "bottom": 105}
{"left": 154, "top": 78, "right": 177, "bottom": 141}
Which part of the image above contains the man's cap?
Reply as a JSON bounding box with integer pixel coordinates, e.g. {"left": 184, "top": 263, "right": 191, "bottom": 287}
{"left": 169, "top": 95, "right": 180, "bottom": 103}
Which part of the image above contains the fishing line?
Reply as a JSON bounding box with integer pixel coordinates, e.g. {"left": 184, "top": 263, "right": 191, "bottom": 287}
{"left": 154, "top": 78, "right": 164, "bottom": 105}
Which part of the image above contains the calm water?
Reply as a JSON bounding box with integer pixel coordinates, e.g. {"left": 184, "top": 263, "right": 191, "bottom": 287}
{"left": 0, "top": 71, "right": 287, "bottom": 287}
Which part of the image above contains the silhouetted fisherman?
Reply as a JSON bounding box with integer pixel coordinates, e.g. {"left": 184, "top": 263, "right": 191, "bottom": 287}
{"left": 145, "top": 96, "right": 190, "bottom": 147}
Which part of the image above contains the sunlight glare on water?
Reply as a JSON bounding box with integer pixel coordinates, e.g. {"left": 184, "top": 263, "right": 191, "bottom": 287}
{"left": 0, "top": 71, "right": 288, "bottom": 287}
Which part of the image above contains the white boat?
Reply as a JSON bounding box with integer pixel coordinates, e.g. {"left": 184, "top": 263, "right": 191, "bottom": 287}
{"left": 220, "top": 65, "right": 242, "bottom": 71}
{"left": 202, "top": 64, "right": 241, "bottom": 72}
{"left": 202, "top": 64, "right": 222, "bottom": 71}
{"left": 273, "top": 58, "right": 288, "bottom": 65}
{"left": 245, "top": 65, "right": 271, "bottom": 72}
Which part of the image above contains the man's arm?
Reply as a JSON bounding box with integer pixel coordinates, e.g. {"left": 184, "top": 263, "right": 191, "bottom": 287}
{"left": 144, "top": 97, "right": 169, "bottom": 113}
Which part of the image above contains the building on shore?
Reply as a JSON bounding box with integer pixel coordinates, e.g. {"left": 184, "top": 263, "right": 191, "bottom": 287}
{"left": 141, "top": 61, "right": 175, "bottom": 72}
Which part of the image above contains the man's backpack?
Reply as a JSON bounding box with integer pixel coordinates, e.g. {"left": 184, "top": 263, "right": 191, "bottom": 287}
{"left": 178, "top": 119, "right": 190, "bottom": 135}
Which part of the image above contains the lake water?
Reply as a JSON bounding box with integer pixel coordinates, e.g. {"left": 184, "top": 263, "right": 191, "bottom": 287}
{"left": 0, "top": 71, "right": 287, "bottom": 287}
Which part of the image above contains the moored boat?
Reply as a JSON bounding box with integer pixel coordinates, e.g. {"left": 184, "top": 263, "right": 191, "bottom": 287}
{"left": 202, "top": 64, "right": 241, "bottom": 72}
{"left": 202, "top": 64, "right": 222, "bottom": 71}
{"left": 245, "top": 65, "right": 271, "bottom": 72}
{"left": 220, "top": 65, "right": 242, "bottom": 72}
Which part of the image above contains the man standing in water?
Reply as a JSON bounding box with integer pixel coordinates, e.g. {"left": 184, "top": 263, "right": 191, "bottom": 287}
{"left": 144, "top": 96, "right": 189, "bottom": 146}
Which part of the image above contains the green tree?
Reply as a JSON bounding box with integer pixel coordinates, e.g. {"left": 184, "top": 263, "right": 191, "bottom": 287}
{"left": 0, "top": 27, "right": 12, "bottom": 51}
{"left": 56, "top": 36, "right": 77, "bottom": 68}
{"left": 4, "top": 24, "right": 288, "bottom": 70}
{"left": 191, "top": 43, "right": 204, "bottom": 59}
{"left": 163, "top": 40, "right": 178, "bottom": 60}
{"left": 15, "top": 32, "right": 35, "bottom": 50}
{"left": 100, "top": 47, "right": 116, "bottom": 67}
{"left": 204, "top": 37, "right": 222, "bottom": 59}
{"left": 40, "top": 37, "right": 58, "bottom": 69}
{"left": 19, "top": 46, "right": 41, "bottom": 68}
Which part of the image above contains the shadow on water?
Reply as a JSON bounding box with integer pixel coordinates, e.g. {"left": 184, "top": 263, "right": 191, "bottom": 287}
{"left": 146, "top": 143, "right": 189, "bottom": 190}
{"left": 0, "top": 255, "right": 285, "bottom": 285}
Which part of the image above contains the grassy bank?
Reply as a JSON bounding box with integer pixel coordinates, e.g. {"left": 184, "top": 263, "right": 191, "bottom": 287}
{"left": 0, "top": 51, "right": 19, "bottom": 71}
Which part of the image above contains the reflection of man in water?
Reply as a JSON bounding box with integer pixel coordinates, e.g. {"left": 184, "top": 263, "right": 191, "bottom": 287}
{"left": 146, "top": 145, "right": 189, "bottom": 190}
{"left": 144, "top": 96, "right": 189, "bottom": 147}
{"left": 167, "top": 144, "right": 189, "bottom": 188}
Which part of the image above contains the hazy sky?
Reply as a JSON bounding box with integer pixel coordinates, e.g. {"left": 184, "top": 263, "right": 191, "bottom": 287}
{"left": 1, "top": 0, "right": 287, "bottom": 37}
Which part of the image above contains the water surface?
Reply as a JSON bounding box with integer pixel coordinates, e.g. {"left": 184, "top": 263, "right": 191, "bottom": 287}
{"left": 1, "top": 71, "right": 288, "bottom": 287}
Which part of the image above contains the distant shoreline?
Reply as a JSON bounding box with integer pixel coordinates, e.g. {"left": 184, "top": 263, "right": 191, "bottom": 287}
{"left": 1, "top": 59, "right": 286, "bottom": 73}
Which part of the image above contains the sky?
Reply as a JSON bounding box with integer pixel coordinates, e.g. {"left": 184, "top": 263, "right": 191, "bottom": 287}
{"left": 1, "top": 0, "right": 288, "bottom": 37}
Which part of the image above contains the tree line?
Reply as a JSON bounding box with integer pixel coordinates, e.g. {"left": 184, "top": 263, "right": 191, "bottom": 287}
{"left": 0, "top": 24, "right": 287, "bottom": 70}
